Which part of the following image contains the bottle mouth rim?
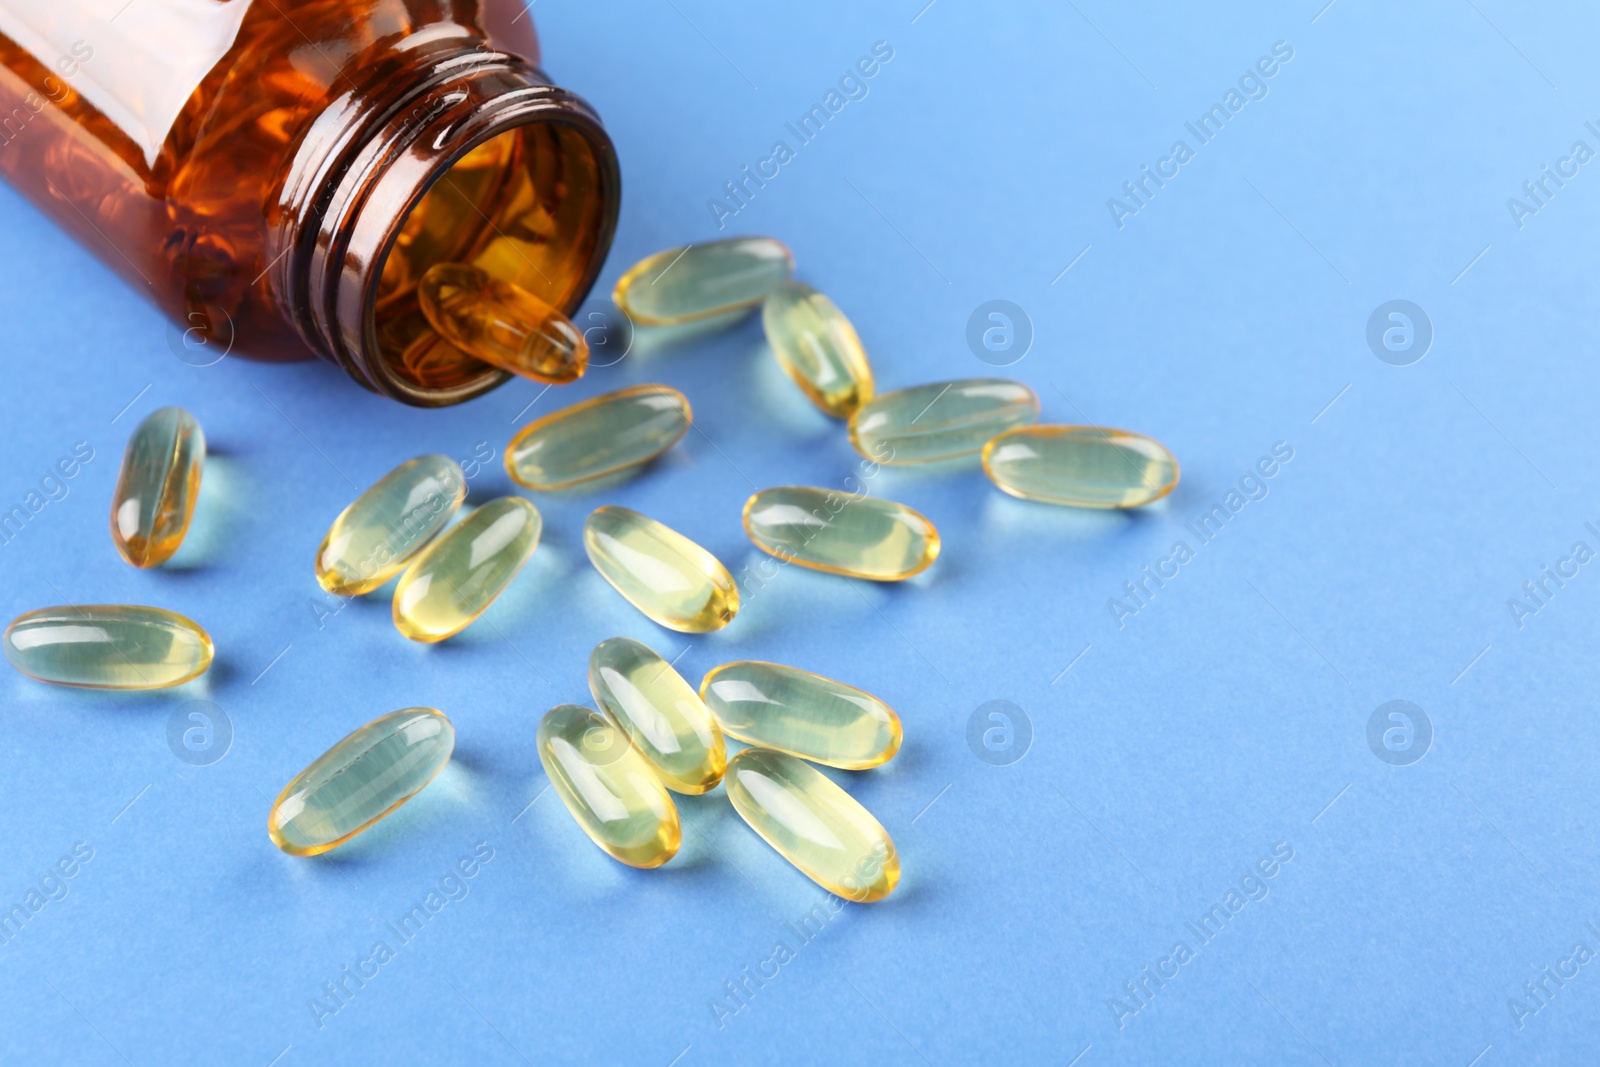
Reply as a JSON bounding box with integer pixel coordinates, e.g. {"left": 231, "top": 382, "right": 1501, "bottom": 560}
{"left": 276, "top": 46, "right": 621, "bottom": 407}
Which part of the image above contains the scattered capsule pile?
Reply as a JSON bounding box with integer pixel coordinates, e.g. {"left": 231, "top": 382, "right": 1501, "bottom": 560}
{"left": 2, "top": 234, "right": 1180, "bottom": 905}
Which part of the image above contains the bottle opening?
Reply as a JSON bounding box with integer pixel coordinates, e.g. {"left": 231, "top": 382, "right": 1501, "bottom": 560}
{"left": 373, "top": 121, "right": 609, "bottom": 394}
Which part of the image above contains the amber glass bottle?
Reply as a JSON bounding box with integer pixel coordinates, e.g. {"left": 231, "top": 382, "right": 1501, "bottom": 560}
{"left": 0, "top": 1, "right": 619, "bottom": 406}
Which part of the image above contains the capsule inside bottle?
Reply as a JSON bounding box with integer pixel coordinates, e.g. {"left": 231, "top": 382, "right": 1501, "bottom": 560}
{"left": 417, "top": 262, "right": 588, "bottom": 384}
{"left": 111, "top": 406, "right": 205, "bottom": 568}
{"left": 269, "top": 707, "right": 455, "bottom": 857}
{"left": 700, "top": 661, "right": 901, "bottom": 770}
{"left": 724, "top": 748, "right": 900, "bottom": 902}
{"left": 589, "top": 637, "right": 726, "bottom": 793}
{"left": 537, "top": 703, "right": 682, "bottom": 868}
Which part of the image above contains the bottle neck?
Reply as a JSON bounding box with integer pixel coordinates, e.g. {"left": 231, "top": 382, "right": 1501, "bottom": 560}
{"left": 269, "top": 32, "right": 620, "bottom": 407}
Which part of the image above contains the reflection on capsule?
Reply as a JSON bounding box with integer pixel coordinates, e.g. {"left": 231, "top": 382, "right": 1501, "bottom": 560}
{"left": 4, "top": 605, "right": 213, "bottom": 689}
{"left": 537, "top": 704, "right": 682, "bottom": 868}
{"left": 316, "top": 454, "right": 465, "bottom": 595}
{"left": 507, "top": 385, "right": 691, "bottom": 491}
{"left": 269, "top": 707, "right": 455, "bottom": 856}
{"left": 418, "top": 262, "right": 587, "bottom": 384}
{"left": 742, "top": 486, "right": 939, "bottom": 581}
{"left": 982, "top": 425, "right": 1179, "bottom": 508}
{"left": 700, "top": 661, "right": 901, "bottom": 770}
{"left": 111, "top": 406, "right": 205, "bottom": 568}
{"left": 613, "top": 236, "right": 794, "bottom": 325}
{"left": 393, "top": 497, "right": 542, "bottom": 642}
{"left": 761, "top": 282, "right": 874, "bottom": 418}
{"left": 724, "top": 748, "right": 900, "bottom": 902}
{"left": 583, "top": 506, "right": 738, "bottom": 633}
{"left": 589, "top": 637, "right": 726, "bottom": 793}
{"left": 849, "top": 378, "right": 1038, "bottom": 464}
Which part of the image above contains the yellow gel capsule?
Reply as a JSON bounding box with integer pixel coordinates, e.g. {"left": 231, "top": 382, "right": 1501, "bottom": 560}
{"left": 983, "top": 425, "right": 1180, "bottom": 508}
{"left": 725, "top": 748, "right": 900, "bottom": 902}
{"left": 588, "top": 637, "right": 726, "bottom": 794}
{"left": 537, "top": 703, "right": 682, "bottom": 868}
{"left": 506, "top": 385, "right": 691, "bottom": 491}
{"left": 417, "top": 262, "right": 588, "bottom": 384}
{"left": 742, "top": 485, "right": 939, "bottom": 581}
{"left": 612, "top": 236, "right": 794, "bottom": 325}
{"left": 761, "top": 281, "right": 875, "bottom": 418}
{"left": 393, "top": 497, "right": 542, "bottom": 642}
{"left": 700, "top": 661, "right": 902, "bottom": 770}
{"left": 269, "top": 707, "right": 455, "bottom": 857}
{"left": 315, "top": 454, "right": 466, "bottom": 596}
{"left": 111, "top": 406, "right": 204, "bottom": 568}
{"left": 849, "top": 378, "right": 1039, "bottom": 465}
{"left": 3, "top": 605, "right": 212, "bottom": 689}
{"left": 583, "top": 506, "right": 739, "bottom": 633}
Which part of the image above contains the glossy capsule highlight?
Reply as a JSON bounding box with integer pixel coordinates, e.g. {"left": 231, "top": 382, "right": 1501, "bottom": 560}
{"left": 393, "top": 497, "right": 541, "bottom": 642}
{"left": 742, "top": 486, "right": 939, "bottom": 581}
{"left": 537, "top": 704, "right": 682, "bottom": 868}
{"left": 417, "top": 262, "right": 588, "bottom": 384}
{"left": 983, "top": 425, "right": 1179, "bottom": 508}
{"left": 701, "top": 661, "right": 902, "bottom": 770}
{"left": 4, "top": 605, "right": 212, "bottom": 689}
{"left": 316, "top": 454, "right": 465, "bottom": 596}
{"left": 506, "top": 385, "right": 691, "bottom": 491}
{"left": 583, "top": 506, "right": 739, "bottom": 633}
{"left": 725, "top": 749, "right": 900, "bottom": 902}
{"left": 613, "top": 236, "right": 794, "bottom": 325}
{"left": 269, "top": 707, "right": 455, "bottom": 857}
{"left": 762, "top": 282, "right": 875, "bottom": 418}
{"left": 849, "top": 378, "right": 1039, "bottom": 464}
{"left": 111, "top": 406, "right": 204, "bottom": 568}
{"left": 589, "top": 637, "right": 726, "bottom": 793}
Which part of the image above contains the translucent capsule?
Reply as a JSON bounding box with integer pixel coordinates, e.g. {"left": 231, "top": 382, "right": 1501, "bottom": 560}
{"left": 762, "top": 282, "right": 875, "bottom": 418}
{"left": 583, "top": 506, "right": 738, "bottom": 633}
{"left": 983, "top": 425, "right": 1180, "bottom": 508}
{"left": 849, "top": 378, "right": 1039, "bottom": 465}
{"left": 725, "top": 749, "right": 900, "bottom": 902}
{"left": 417, "top": 262, "right": 588, "bottom": 384}
{"left": 700, "top": 661, "right": 902, "bottom": 770}
{"left": 588, "top": 637, "right": 726, "bottom": 794}
{"left": 613, "top": 236, "right": 794, "bottom": 325}
{"left": 393, "top": 497, "right": 542, "bottom": 642}
{"left": 742, "top": 486, "right": 939, "bottom": 581}
{"left": 269, "top": 707, "right": 455, "bottom": 857}
{"left": 4, "top": 605, "right": 212, "bottom": 690}
{"left": 506, "top": 385, "right": 691, "bottom": 491}
{"left": 111, "top": 406, "right": 204, "bottom": 568}
{"left": 537, "top": 704, "right": 681, "bottom": 868}
{"left": 316, "top": 454, "right": 466, "bottom": 596}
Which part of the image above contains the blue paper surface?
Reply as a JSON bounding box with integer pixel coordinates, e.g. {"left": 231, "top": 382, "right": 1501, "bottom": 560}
{"left": 1, "top": 1, "right": 1596, "bottom": 1063}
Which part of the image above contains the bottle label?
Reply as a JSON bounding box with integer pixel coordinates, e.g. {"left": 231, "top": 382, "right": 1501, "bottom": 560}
{"left": 0, "top": 0, "right": 251, "bottom": 166}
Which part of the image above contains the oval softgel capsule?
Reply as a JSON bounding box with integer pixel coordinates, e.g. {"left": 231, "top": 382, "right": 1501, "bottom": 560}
{"left": 393, "top": 497, "right": 542, "bottom": 642}
{"left": 418, "top": 262, "right": 588, "bottom": 384}
{"left": 612, "top": 236, "right": 793, "bottom": 325}
{"left": 589, "top": 637, "right": 726, "bottom": 793}
{"left": 507, "top": 385, "right": 691, "bottom": 491}
{"left": 982, "top": 425, "right": 1179, "bottom": 508}
{"left": 700, "top": 661, "right": 902, "bottom": 770}
{"left": 316, "top": 454, "right": 466, "bottom": 595}
{"left": 4, "top": 605, "right": 213, "bottom": 689}
{"left": 537, "top": 704, "right": 682, "bottom": 868}
{"left": 762, "top": 281, "right": 874, "bottom": 418}
{"left": 111, "top": 406, "right": 204, "bottom": 568}
{"left": 725, "top": 748, "right": 900, "bottom": 902}
{"left": 583, "top": 506, "right": 739, "bottom": 632}
{"left": 742, "top": 486, "right": 939, "bottom": 581}
{"left": 849, "top": 378, "right": 1039, "bottom": 464}
{"left": 269, "top": 707, "right": 455, "bottom": 856}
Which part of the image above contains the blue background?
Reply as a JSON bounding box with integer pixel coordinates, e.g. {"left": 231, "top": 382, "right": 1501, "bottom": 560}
{"left": 1, "top": 0, "right": 1596, "bottom": 1063}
